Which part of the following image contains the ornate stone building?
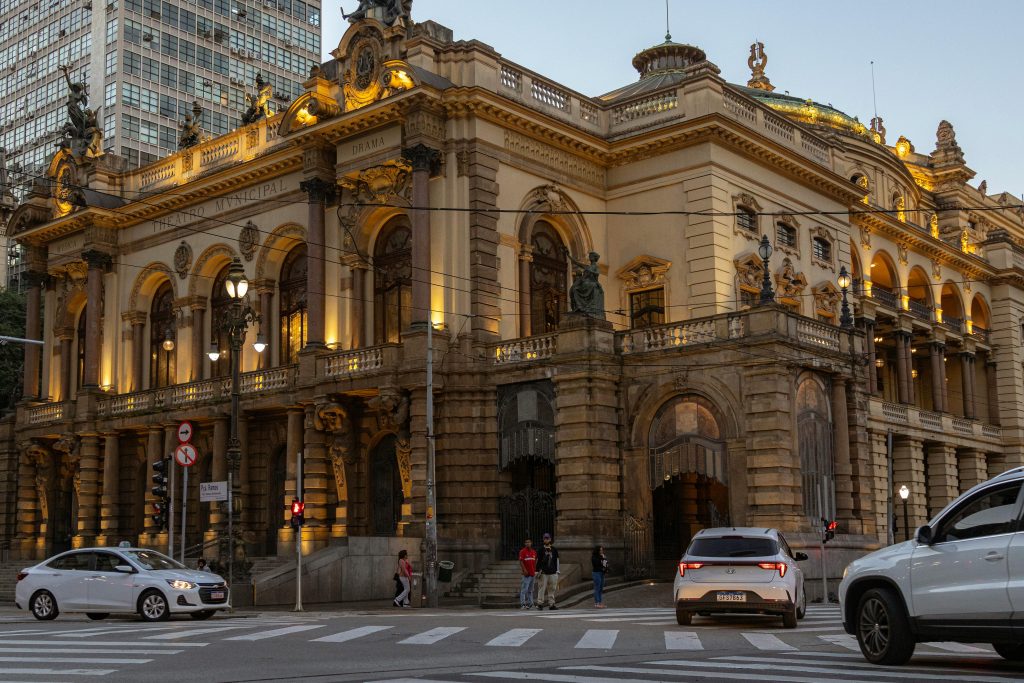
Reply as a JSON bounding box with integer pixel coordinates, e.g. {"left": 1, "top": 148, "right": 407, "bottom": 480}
{"left": 3, "top": 6, "right": 1022, "bottom": 598}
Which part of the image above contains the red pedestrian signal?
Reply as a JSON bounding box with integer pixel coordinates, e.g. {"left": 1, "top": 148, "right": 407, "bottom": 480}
{"left": 290, "top": 498, "right": 305, "bottom": 530}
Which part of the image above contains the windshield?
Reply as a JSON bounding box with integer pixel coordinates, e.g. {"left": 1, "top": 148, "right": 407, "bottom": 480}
{"left": 687, "top": 537, "right": 778, "bottom": 558}
{"left": 124, "top": 550, "right": 186, "bottom": 571}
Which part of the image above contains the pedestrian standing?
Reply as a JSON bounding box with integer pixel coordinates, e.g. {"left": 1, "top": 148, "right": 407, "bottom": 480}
{"left": 196, "top": 558, "right": 209, "bottom": 572}
{"left": 518, "top": 538, "right": 537, "bottom": 609}
{"left": 394, "top": 549, "right": 413, "bottom": 608}
{"left": 535, "top": 533, "right": 560, "bottom": 610}
{"left": 591, "top": 545, "right": 608, "bottom": 608}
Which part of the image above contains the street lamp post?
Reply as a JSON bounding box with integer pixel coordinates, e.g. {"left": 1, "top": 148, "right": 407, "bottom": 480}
{"left": 899, "top": 484, "right": 910, "bottom": 542}
{"left": 758, "top": 235, "right": 775, "bottom": 304}
{"left": 209, "top": 257, "right": 263, "bottom": 586}
{"left": 837, "top": 265, "right": 853, "bottom": 329}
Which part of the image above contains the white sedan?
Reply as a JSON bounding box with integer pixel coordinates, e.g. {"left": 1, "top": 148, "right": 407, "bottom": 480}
{"left": 15, "top": 547, "right": 230, "bottom": 621}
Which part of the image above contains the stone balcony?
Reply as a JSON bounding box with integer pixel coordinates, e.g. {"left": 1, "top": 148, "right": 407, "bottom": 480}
{"left": 868, "top": 397, "right": 1002, "bottom": 448}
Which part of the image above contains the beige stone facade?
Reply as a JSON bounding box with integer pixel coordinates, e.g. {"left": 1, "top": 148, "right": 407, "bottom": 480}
{"left": 3, "top": 11, "right": 1022, "bottom": 595}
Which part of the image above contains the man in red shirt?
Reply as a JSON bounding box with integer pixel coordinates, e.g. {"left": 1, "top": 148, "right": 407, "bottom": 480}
{"left": 518, "top": 538, "right": 537, "bottom": 609}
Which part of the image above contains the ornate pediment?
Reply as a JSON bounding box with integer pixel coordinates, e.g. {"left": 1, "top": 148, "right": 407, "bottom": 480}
{"left": 277, "top": 84, "right": 343, "bottom": 136}
{"left": 775, "top": 257, "right": 808, "bottom": 299}
{"left": 812, "top": 281, "right": 841, "bottom": 315}
{"left": 340, "top": 160, "right": 412, "bottom": 205}
{"left": 335, "top": 24, "right": 417, "bottom": 113}
{"left": 734, "top": 252, "right": 764, "bottom": 291}
{"left": 616, "top": 255, "right": 671, "bottom": 290}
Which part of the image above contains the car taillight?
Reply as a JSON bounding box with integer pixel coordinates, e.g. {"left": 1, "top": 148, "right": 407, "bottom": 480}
{"left": 16, "top": 572, "right": 27, "bottom": 582}
{"left": 678, "top": 562, "right": 704, "bottom": 577}
{"left": 758, "top": 562, "right": 787, "bottom": 577}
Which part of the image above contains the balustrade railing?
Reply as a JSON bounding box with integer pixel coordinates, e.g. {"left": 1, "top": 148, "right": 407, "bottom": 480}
{"left": 493, "top": 335, "right": 556, "bottom": 364}
{"left": 971, "top": 325, "right": 991, "bottom": 344}
{"left": 943, "top": 316, "right": 964, "bottom": 333}
{"left": 870, "top": 287, "right": 898, "bottom": 309}
{"left": 323, "top": 347, "right": 387, "bottom": 377}
{"left": 881, "top": 402, "right": 908, "bottom": 424}
{"left": 907, "top": 299, "right": 932, "bottom": 321}
{"left": 795, "top": 319, "right": 840, "bottom": 351}
{"left": 919, "top": 410, "right": 943, "bottom": 431}
{"left": 951, "top": 417, "right": 974, "bottom": 435}
{"left": 26, "top": 402, "right": 65, "bottom": 425}
{"left": 621, "top": 320, "right": 716, "bottom": 353}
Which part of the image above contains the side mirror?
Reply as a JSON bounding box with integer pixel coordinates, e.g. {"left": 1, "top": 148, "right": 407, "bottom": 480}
{"left": 915, "top": 525, "right": 934, "bottom": 545}
{"left": 114, "top": 564, "right": 136, "bottom": 574}
{"left": 794, "top": 552, "right": 809, "bottom": 562}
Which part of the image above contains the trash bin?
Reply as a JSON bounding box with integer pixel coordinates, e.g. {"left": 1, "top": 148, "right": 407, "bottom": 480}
{"left": 438, "top": 560, "right": 455, "bottom": 583}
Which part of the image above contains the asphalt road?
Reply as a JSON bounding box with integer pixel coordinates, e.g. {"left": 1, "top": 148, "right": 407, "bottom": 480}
{"left": 1, "top": 585, "right": 1021, "bottom": 683}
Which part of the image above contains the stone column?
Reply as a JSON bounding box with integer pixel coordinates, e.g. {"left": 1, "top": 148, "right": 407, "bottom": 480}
{"left": 57, "top": 330, "right": 73, "bottom": 400}
{"left": 892, "top": 437, "right": 926, "bottom": 534}
{"left": 22, "top": 271, "right": 44, "bottom": 399}
{"left": 895, "top": 331, "right": 910, "bottom": 404}
{"left": 210, "top": 418, "right": 228, "bottom": 531}
{"left": 957, "top": 448, "right": 988, "bottom": 493}
{"left": 929, "top": 341, "right": 945, "bottom": 413}
{"left": 16, "top": 446, "right": 45, "bottom": 558}
{"left": 831, "top": 377, "right": 853, "bottom": 523}
{"left": 99, "top": 433, "right": 120, "bottom": 543}
{"left": 986, "top": 358, "right": 999, "bottom": 425}
{"left": 961, "top": 352, "right": 976, "bottom": 419}
{"left": 299, "top": 177, "right": 335, "bottom": 349}
{"left": 143, "top": 427, "right": 164, "bottom": 538}
{"left": 864, "top": 320, "right": 877, "bottom": 395}
{"left": 190, "top": 301, "right": 206, "bottom": 381}
{"left": 404, "top": 144, "right": 441, "bottom": 327}
{"left": 905, "top": 334, "right": 917, "bottom": 405}
{"left": 279, "top": 408, "right": 304, "bottom": 552}
{"left": 302, "top": 404, "right": 329, "bottom": 547}
{"left": 925, "top": 442, "right": 959, "bottom": 517}
{"left": 349, "top": 265, "right": 366, "bottom": 349}
{"left": 81, "top": 251, "right": 111, "bottom": 389}
{"left": 126, "top": 313, "right": 146, "bottom": 391}
{"left": 76, "top": 435, "right": 102, "bottom": 544}
{"left": 254, "top": 279, "right": 274, "bottom": 369}
{"left": 518, "top": 247, "right": 533, "bottom": 337}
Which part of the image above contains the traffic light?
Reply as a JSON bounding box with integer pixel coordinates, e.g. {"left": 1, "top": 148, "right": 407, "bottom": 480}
{"left": 822, "top": 518, "right": 838, "bottom": 544}
{"left": 151, "top": 458, "right": 170, "bottom": 530}
{"left": 290, "top": 498, "right": 305, "bottom": 530}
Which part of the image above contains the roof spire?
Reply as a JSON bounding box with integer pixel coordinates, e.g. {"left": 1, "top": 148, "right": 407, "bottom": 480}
{"left": 665, "top": 0, "right": 672, "bottom": 42}
{"left": 746, "top": 41, "right": 774, "bottom": 92}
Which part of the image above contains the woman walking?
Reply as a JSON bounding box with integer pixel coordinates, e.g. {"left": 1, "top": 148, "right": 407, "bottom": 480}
{"left": 394, "top": 549, "right": 413, "bottom": 607}
{"left": 591, "top": 545, "right": 608, "bottom": 608}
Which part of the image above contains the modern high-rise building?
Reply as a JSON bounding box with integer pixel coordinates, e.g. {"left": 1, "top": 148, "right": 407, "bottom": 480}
{"left": 0, "top": 0, "right": 321, "bottom": 189}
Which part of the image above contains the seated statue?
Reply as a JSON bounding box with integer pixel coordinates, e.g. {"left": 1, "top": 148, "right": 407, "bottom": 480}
{"left": 565, "top": 248, "right": 606, "bottom": 320}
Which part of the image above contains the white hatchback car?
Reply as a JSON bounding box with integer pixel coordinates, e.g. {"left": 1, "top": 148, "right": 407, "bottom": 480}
{"left": 15, "top": 547, "right": 230, "bottom": 621}
{"left": 673, "top": 527, "right": 808, "bottom": 628}
{"left": 839, "top": 466, "right": 1024, "bottom": 665}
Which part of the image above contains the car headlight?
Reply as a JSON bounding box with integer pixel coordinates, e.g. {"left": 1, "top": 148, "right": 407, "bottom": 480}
{"left": 842, "top": 566, "right": 849, "bottom": 580}
{"left": 167, "top": 579, "right": 196, "bottom": 590}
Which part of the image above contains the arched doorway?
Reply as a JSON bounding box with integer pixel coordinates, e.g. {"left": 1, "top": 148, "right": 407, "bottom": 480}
{"left": 370, "top": 435, "right": 403, "bottom": 536}
{"left": 648, "top": 395, "right": 728, "bottom": 575}
{"left": 797, "top": 377, "right": 835, "bottom": 522}
{"left": 265, "top": 446, "right": 286, "bottom": 554}
{"left": 497, "top": 382, "right": 556, "bottom": 559}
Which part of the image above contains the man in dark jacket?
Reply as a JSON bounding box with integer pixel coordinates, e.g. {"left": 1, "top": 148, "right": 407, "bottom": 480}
{"left": 535, "top": 532, "right": 560, "bottom": 610}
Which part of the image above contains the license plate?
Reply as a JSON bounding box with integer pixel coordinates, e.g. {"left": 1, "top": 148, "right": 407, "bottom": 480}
{"left": 210, "top": 591, "right": 225, "bottom": 600}
{"left": 716, "top": 592, "right": 746, "bottom": 602}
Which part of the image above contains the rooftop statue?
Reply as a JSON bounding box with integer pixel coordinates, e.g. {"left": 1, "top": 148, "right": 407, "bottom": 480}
{"left": 179, "top": 101, "right": 204, "bottom": 150}
{"left": 565, "top": 248, "right": 606, "bottom": 320}
{"left": 342, "top": 0, "right": 411, "bottom": 26}
{"left": 58, "top": 65, "right": 103, "bottom": 159}
{"left": 241, "top": 74, "right": 273, "bottom": 125}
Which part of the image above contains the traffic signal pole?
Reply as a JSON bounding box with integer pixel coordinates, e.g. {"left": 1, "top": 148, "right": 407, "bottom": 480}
{"left": 168, "top": 456, "right": 175, "bottom": 558}
{"left": 294, "top": 449, "right": 303, "bottom": 612}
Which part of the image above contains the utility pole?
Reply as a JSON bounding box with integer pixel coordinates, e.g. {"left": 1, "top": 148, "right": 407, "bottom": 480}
{"left": 294, "top": 450, "right": 303, "bottom": 612}
{"left": 168, "top": 454, "right": 175, "bottom": 558}
{"left": 424, "top": 319, "right": 438, "bottom": 608}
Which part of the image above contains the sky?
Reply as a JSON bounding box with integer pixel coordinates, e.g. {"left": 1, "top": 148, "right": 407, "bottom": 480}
{"left": 323, "top": 1, "right": 1024, "bottom": 197}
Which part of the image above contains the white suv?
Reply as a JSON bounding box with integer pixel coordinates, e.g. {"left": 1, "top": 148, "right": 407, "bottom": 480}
{"left": 839, "top": 466, "right": 1024, "bottom": 665}
{"left": 673, "top": 527, "right": 808, "bottom": 628}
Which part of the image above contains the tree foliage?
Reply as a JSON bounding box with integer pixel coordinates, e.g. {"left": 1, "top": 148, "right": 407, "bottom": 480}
{"left": 0, "top": 288, "right": 26, "bottom": 411}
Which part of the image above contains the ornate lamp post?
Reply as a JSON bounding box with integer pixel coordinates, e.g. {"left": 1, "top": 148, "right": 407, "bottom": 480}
{"left": 837, "top": 265, "right": 853, "bottom": 328}
{"left": 898, "top": 484, "right": 910, "bottom": 542}
{"left": 209, "top": 257, "right": 263, "bottom": 584}
{"left": 758, "top": 235, "right": 775, "bottom": 304}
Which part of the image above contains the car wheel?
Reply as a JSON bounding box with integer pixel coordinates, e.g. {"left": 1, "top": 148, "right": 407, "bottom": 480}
{"left": 782, "top": 603, "right": 798, "bottom": 629}
{"left": 138, "top": 590, "right": 170, "bottom": 622}
{"left": 796, "top": 584, "right": 807, "bottom": 620}
{"left": 30, "top": 591, "right": 58, "bottom": 621}
{"left": 675, "top": 606, "right": 692, "bottom": 626}
{"left": 86, "top": 613, "right": 109, "bottom": 621}
{"left": 190, "top": 610, "right": 215, "bottom": 621}
{"left": 855, "top": 587, "right": 915, "bottom": 665}
{"left": 992, "top": 642, "right": 1024, "bottom": 661}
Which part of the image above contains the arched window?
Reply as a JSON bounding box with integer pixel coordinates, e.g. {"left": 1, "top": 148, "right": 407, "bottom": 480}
{"left": 210, "top": 264, "right": 232, "bottom": 377}
{"left": 529, "top": 221, "right": 567, "bottom": 333}
{"left": 149, "top": 281, "right": 176, "bottom": 389}
{"left": 736, "top": 205, "right": 757, "bottom": 234}
{"left": 75, "top": 311, "right": 86, "bottom": 392}
{"left": 374, "top": 219, "right": 412, "bottom": 344}
{"left": 279, "top": 244, "right": 308, "bottom": 365}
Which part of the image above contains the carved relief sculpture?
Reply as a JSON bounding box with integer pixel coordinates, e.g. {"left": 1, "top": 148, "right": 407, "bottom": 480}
{"left": 314, "top": 401, "right": 358, "bottom": 503}
{"left": 775, "top": 258, "right": 808, "bottom": 299}
{"left": 174, "top": 241, "right": 193, "bottom": 279}
{"left": 369, "top": 388, "right": 412, "bottom": 497}
{"left": 239, "top": 221, "right": 259, "bottom": 261}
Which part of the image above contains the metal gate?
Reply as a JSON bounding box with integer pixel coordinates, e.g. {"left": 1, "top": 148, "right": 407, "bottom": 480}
{"left": 499, "top": 487, "right": 554, "bottom": 560}
{"left": 623, "top": 514, "right": 652, "bottom": 580}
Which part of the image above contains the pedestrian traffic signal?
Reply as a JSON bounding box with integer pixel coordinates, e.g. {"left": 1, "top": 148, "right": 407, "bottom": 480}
{"left": 151, "top": 458, "right": 169, "bottom": 499}
{"left": 290, "top": 498, "right": 305, "bottom": 530}
{"left": 151, "top": 458, "right": 170, "bottom": 530}
{"left": 822, "top": 518, "right": 837, "bottom": 544}
{"left": 152, "top": 501, "right": 167, "bottom": 530}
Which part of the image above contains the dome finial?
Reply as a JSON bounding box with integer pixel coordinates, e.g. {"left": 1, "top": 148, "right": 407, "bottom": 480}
{"left": 664, "top": 0, "right": 672, "bottom": 42}
{"left": 746, "top": 41, "right": 774, "bottom": 92}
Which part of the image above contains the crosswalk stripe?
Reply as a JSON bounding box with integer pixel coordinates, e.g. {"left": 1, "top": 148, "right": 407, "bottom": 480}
{"left": 397, "top": 627, "right": 466, "bottom": 645}
{"left": 817, "top": 633, "right": 861, "bottom": 651}
{"left": 143, "top": 626, "right": 254, "bottom": 640}
{"left": 0, "top": 668, "right": 116, "bottom": 676}
{"left": 0, "top": 656, "right": 152, "bottom": 664}
{"left": 923, "top": 641, "right": 991, "bottom": 653}
{"left": 223, "top": 624, "right": 325, "bottom": 641}
{"left": 742, "top": 632, "right": 795, "bottom": 651}
{"left": 652, "top": 658, "right": 1021, "bottom": 682}
{"left": 485, "top": 628, "right": 542, "bottom": 647}
{"left": 664, "top": 631, "right": 702, "bottom": 650}
{"left": 312, "top": 625, "right": 390, "bottom": 643}
{"left": 721, "top": 655, "right": 1009, "bottom": 677}
{"left": 792, "top": 650, "right": 1000, "bottom": 661}
{"left": 0, "top": 647, "right": 182, "bottom": 655}
{"left": 574, "top": 629, "right": 617, "bottom": 649}
{"left": 570, "top": 665, "right": 876, "bottom": 683}
{"left": 476, "top": 672, "right": 659, "bottom": 683}
{"left": 0, "top": 640, "right": 206, "bottom": 648}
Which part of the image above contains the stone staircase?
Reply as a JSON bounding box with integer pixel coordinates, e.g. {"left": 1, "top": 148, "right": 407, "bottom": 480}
{"left": 0, "top": 559, "right": 32, "bottom": 605}
{"left": 248, "top": 555, "right": 293, "bottom": 578}
{"left": 446, "top": 560, "right": 581, "bottom": 608}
